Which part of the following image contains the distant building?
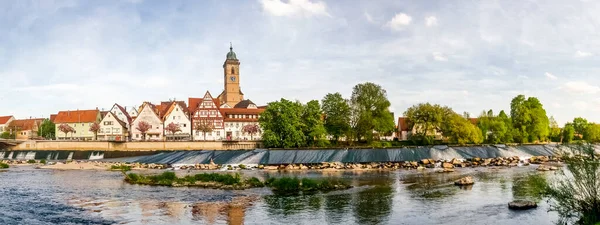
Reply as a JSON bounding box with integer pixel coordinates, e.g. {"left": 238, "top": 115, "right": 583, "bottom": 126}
{"left": 189, "top": 91, "right": 225, "bottom": 141}
{"left": 54, "top": 110, "right": 101, "bottom": 140}
{"left": 9, "top": 118, "right": 44, "bottom": 140}
{"left": 396, "top": 117, "right": 443, "bottom": 141}
{"left": 162, "top": 101, "right": 191, "bottom": 140}
{"left": 131, "top": 102, "right": 164, "bottom": 141}
{"left": 0, "top": 116, "right": 15, "bottom": 133}
{"left": 98, "top": 112, "right": 129, "bottom": 141}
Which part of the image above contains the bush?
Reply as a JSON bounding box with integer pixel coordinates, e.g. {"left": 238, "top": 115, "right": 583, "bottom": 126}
{"left": 239, "top": 164, "right": 247, "bottom": 169}
{"left": 546, "top": 144, "right": 600, "bottom": 224}
{"left": 245, "top": 177, "right": 265, "bottom": 187}
{"left": 301, "top": 178, "right": 319, "bottom": 192}
{"left": 110, "top": 165, "right": 132, "bottom": 171}
{"left": 40, "top": 159, "right": 47, "bottom": 164}
{"left": 269, "top": 177, "right": 301, "bottom": 193}
{"left": 0, "top": 162, "right": 9, "bottom": 169}
{"left": 27, "top": 160, "right": 36, "bottom": 164}
{"left": 125, "top": 172, "right": 260, "bottom": 188}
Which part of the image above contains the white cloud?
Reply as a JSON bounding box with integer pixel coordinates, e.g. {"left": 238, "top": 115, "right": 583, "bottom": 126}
{"left": 561, "top": 81, "right": 600, "bottom": 94}
{"left": 544, "top": 72, "right": 557, "bottom": 80}
{"left": 575, "top": 50, "right": 592, "bottom": 58}
{"left": 432, "top": 52, "right": 448, "bottom": 61}
{"left": 385, "top": 13, "right": 412, "bottom": 31}
{"left": 425, "top": 16, "right": 438, "bottom": 27}
{"left": 259, "top": 0, "right": 330, "bottom": 17}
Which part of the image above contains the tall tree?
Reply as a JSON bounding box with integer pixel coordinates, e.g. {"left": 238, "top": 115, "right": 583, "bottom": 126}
{"left": 350, "top": 82, "right": 395, "bottom": 142}
{"left": 583, "top": 123, "right": 600, "bottom": 143}
{"left": 510, "top": 95, "right": 549, "bottom": 143}
{"left": 548, "top": 116, "right": 562, "bottom": 142}
{"left": 136, "top": 121, "right": 152, "bottom": 141}
{"left": 562, "top": 123, "right": 575, "bottom": 144}
{"left": 321, "top": 92, "right": 351, "bottom": 141}
{"left": 497, "top": 110, "right": 514, "bottom": 143}
{"left": 476, "top": 110, "right": 509, "bottom": 144}
{"left": 572, "top": 117, "right": 588, "bottom": 139}
{"left": 259, "top": 98, "right": 305, "bottom": 148}
{"left": 441, "top": 113, "right": 483, "bottom": 145}
{"left": 403, "top": 103, "right": 453, "bottom": 144}
{"left": 302, "top": 100, "right": 327, "bottom": 146}
{"left": 38, "top": 119, "right": 55, "bottom": 140}
{"left": 89, "top": 122, "right": 100, "bottom": 140}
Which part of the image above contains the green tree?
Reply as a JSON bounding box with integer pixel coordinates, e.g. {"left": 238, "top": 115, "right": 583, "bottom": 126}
{"left": 0, "top": 131, "right": 15, "bottom": 139}
{"left": 497, "top": 110, "right": 514, "bottom": 143}
{"left": 583, "top": 123, "right": 600, "bottom": 143}
{"left": 302, "top": 100, "right": 327, "bottom": 147}
{"left": 350, "top": 82, "right": 395, "bottom": 142}
{"left": 259, "top": 98, "right": 305, "bottom": 148}
{"left": 403, "top": 103, "right": 453, "bottom": 144}
{"left": 441, "top": 113, "right": 483, "bottom": 145}
{"left": 572, "top": 117, "right": 589, "bottom": 140}
{"left": 477, "top": 109, "right": 510, "bottom": 144}
{"left": 562, "top": 123, "right": 575, "bottom": 144}
{"left": 548, "top": 116, "right": 562, "bottom": 142}
{"left": 321, "top": 92, "right": 351, "bottom": 142}
{"left": 38, "top": 119, "right": 56, "bottom": 140}
{"left": 510, "top": 95, "right": 549, "bottom": 143}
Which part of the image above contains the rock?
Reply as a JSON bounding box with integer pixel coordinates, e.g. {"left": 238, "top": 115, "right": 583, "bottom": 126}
{"left": 410, "top": 161, "right": 418, "bottom": 167}
{"left": 442, "top": 162, "right": 454, "bottom": 169}
{"left": 421, "top": 159, "right": 430, "bottom": 165}
{"left": 508, "top": 200, "right": 537, "bottom": 210}
{"left": 549, "top": 166, "right": 559, "bottom": 171}
{"left": 451, "top": 158, "right": 461, "bottom": 165}
{"left": 417, "top": 166, "right": 425, "bottom": 170}
{"left": 258, "top": 165, "right": 264, "bottom": 169}
{"left": 454, "top": 176, "right": 475, "bottom": 186}
{"left": 472, "top": 157, "right": 481, "bottom": 162}
{"left": 285, "top": 164, "right": 295, "bottom": 170}
{"left": 437, "top": 168, "right": 455, "bottom": 173}
{"left": 264, "top": 166, "right": 278, "bottom": 170}
{"left": 536, "top": 165, "right": 550, "bottom": 171}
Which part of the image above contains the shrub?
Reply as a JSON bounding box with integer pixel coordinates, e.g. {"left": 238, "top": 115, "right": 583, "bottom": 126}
{"left": 269, "top": 177, "right": 301, "bottom": 193}
{"left": 110, "top": 165, "right": 132, "bottom": 171}
{"left": 245, "top": 177, "right": 265, "bottom": 187}
{"left": 27, "top": 160, "right": 36, "bottom": 164}
{"left": 546, "top": 143, "right": 600, "bottom": 224}
{"left": 301, "top": 178, "right": 319, "bottom": 192}
{"left": 0, "top": 162, "right": 9, "bottom": 169}
{"left": 239, "top": 164, "right": 247, "bottom": 169}
{"left": 40, "top": 159, "right": 47, "bottom": 164}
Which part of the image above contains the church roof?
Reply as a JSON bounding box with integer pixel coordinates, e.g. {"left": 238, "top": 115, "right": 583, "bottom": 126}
{"left": 226, "top": 44, "right": 237, "bottom": 60}
{"left": 234, "top": 99, "right": 256, "bottom": 108}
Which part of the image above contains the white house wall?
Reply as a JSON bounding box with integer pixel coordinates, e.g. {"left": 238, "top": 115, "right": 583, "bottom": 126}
{"left": 131, "top": 105, "right": 163, "bottom": 141}
{"left": 164, "top": 104, "right": 191, "bottom": 136}
{"left": 98, "top": 113, "right": 127, "bottom": 141}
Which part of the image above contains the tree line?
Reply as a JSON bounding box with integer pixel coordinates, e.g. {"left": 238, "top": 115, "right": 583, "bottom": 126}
{"left": 259, "top": 82, "right": 396, "bottom": 148}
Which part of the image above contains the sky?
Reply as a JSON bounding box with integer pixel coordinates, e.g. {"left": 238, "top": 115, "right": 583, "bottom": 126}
{"left": 1, "top": 0, "right": 600, "bottom": 125}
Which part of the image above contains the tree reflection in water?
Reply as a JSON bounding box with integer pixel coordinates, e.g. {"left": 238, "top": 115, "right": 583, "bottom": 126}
{"left": 352, "top": 178, "right": 394, "bottom": 224}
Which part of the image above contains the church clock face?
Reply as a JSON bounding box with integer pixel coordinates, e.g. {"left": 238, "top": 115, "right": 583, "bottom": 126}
{"left": 230, "top": 76, "right": 236, "bottom": 82}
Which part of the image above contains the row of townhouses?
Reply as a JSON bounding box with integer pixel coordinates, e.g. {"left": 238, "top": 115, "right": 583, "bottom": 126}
{"left": 1, "top": 45, "right": 265, "bottom": 141}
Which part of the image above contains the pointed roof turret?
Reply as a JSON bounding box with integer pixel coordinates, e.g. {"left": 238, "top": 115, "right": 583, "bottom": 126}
{"left": 226, "top": 42, "right": 238, "bottom": 60}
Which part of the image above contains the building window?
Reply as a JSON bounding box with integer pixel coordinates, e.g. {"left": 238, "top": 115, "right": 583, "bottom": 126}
{"left": 156, "top": 127, "right": 159, "bottom": 129}
{"left": 176, "top": 108, "right": 178, "bottom": 111}
{"left": 74, "top": 124, "right": 77, "bottom": 127}
{"left": 216, "top": 131, "right": 220, "bottom": 136}
{"left": 183, "top": 124, "right": 186, "bottom": 128}
{"left": 231, "top": 67, "right": 235, "bottom": 74}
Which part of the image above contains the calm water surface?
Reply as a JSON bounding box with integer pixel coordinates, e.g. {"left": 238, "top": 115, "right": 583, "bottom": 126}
{"left": 0, "top": 166, "right": 558, "bottom": 225}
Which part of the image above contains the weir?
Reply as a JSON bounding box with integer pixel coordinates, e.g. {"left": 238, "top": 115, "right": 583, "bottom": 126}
{"left": 1, "top": 144, "right": 561, "bottom": 164}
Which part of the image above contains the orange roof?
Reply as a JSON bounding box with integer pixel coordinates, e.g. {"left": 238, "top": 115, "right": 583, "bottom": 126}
{"left": 397, "top": 117, "right": 411, "bottom": 132}
{"left": 54, "top": 110, "right": 99, "bottom": 123}
{"left": 0, "top": 116, "right": 13, "bottom": 124}
{"left": 161, "top": 101, "right": 189, "bottom": 120}
{"left": 9, "top": 118, "right": 44, "bottom": 131}
{"left": 50, "top": 114, "right": 57, "bottom": 123}
{"left": 469, "top": 118, "right": 478, "bottom": 125}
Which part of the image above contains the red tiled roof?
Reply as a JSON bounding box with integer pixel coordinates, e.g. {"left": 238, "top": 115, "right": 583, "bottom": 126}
{"left": 397, "top": 117, "right": 411, "bottom": 132}
{"left": 162, "top": 101, "right": 189, "bottom": 120}
{"left": 0, "top": 116, "right": 13, "bottom": 125}
{"left": 50, "top": 114, "right": 57, "bottom": 123}
{"left": 9, "top": 118, "right": 44, "bottom": 131}
{"left": 469, "top": 118, "right": 478, "bottom": 125}
{"left": 188, "top": 97, "right": 202, "bottom": 113}
{"left": 54, "top": 110, "right": 99, "bottom": 123}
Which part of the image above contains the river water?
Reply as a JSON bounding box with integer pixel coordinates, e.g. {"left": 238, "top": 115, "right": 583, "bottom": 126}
{"left": 0, "top": 166, "right": 558, "bottom": 225}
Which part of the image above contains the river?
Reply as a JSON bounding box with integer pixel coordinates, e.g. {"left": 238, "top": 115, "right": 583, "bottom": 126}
{"left": 0, "top": 166, "right": 558, "bottom": 225}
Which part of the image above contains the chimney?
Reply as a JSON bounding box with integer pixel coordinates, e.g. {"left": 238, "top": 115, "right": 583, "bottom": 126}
{"left": 68, "top": 110, "right": 70, "bottom": 116}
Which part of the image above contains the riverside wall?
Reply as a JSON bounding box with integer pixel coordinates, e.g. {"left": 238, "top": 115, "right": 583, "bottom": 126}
{"left": 8, "top": 140, "right": 261, "bottom": 151}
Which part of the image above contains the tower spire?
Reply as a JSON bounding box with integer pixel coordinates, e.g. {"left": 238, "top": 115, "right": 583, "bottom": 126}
{"left": 230, "top": 42, "right": 233, "bottom": 51}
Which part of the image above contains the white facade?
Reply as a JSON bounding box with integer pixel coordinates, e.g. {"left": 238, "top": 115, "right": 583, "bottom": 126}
{"left": 98, "top": 112, "right": 128, "bottom": 141}
{"left": 109, "top": 105, "right": 131, "bottom": 128}
{"left": 128, "top": 107, "right": 139, "bottom": 119}
{"left": 163, "top": 102, "right": 191, "bottom": 139}
{"left": 131, "top": 104, "right": 163, "bottom": 141}
{"left": 223, "top": 121, "right": 262, "bottom": 141}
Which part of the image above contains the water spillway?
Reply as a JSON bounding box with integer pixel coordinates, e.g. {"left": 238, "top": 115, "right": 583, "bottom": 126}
{"left": 126, "top": 144, "right": 559, "bottom": 165}
{"left": 0, "top": 145, "right": 560, "bottom": 165}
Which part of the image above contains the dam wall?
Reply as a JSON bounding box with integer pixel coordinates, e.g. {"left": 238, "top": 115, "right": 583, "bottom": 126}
{"left": 7, "top": 140, "right": 261, "bottom": 151}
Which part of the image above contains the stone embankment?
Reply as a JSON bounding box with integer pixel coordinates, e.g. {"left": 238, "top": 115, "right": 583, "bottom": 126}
{"left": 1, "top": 155, "right": 562, "bottom": 172}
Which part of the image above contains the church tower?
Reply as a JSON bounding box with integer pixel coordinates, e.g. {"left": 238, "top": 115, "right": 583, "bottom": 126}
{"left": 220, "top": 43, "right": 244, "bottom": 106}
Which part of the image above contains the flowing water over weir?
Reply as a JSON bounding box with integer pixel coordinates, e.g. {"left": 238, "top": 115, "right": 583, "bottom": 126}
{"left": 0, "top": 145, "right": 559, "bottom": 164}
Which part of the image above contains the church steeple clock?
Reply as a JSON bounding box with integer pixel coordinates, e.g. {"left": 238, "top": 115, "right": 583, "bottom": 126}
{"left": 222, "top": 43, "right": 244, "bottom": 106}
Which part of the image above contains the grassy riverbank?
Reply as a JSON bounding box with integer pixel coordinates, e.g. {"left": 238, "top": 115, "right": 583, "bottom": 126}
{"left": 0, "top": 162, "right": 9, "bottom": 169}
{"left": 124, "top": 172, "right": 352, "bottom": 193}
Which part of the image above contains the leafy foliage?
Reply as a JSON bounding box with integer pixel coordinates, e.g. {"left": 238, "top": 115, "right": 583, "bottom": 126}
{"left": 259, "top": 98, "right": 306, "bottom": 148}
{"left": 58, "top": 124, "right": 75, "bottom": 138}
{"left": 510, "top": 95, "right": 550, "bottom": 143}
{"left": 546, "top": 144, "right": 600, "bottom": 224}
{"left": 194, "top": 120, "right": 214, "bottom": 140}
{"left": 0, "top": 162, "right": 9, "bottom": 169}
{"left": 135, "top": 121, "right": 152, "bottom": 141}
{"left": 572, "top": 117, "right": 589, "bottom": 139}
{"left": 321, "top": 92, "right": 351, "bottom": 141}
{"left": 583, "top": 123, "right": 600, "bottom": 143}
{"left": 39, "top": 119, "right": 56, "bottom": 139}
{"left": 165, "top": 122, "right": 182, "bottom": 136}
{"left": 350, "top": 82, "right": 395, "bottom": 142}
{"left": 477, "top": 110, "right": 512, "bottom": 144}
{"left": 89, "top": 122, "right": 100, "bottom": 140}
{"left": 562, "top": 124, "right": 575, "bottom": 144}
{"left": 302, "top": 100, "right": 327, "bottom": 147}
{"left": 549, "top": 116, "right": 562, "bottom": 142}
{"left": 403, "top": 103, "right": 453, "bottom": 144}
{"left": 441, "top": 113, "right": 483, "bottom": 144}
{"left": 0, "top": 131, "right": 15, "bottom": 139}
{"left": 241, "top": 124, "right": 260, "bottom": 139}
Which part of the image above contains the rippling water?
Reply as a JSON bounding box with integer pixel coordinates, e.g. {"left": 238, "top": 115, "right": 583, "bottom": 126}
{"left": 0, "top": 166, "right": 558, "bottom": 225}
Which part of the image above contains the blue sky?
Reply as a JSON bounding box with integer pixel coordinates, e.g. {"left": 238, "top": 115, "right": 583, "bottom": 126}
{"left": 1, "top": 0, "right": 600, "bottom": 125}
